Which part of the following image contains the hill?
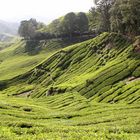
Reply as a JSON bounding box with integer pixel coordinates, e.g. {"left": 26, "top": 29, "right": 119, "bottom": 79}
{"left": 0, "top": 33, "right": 18, "bottom": 42}
{"left": 0, "top": 33, "right": 140, "bottom": 139}
{"left": 4, "top": 32, "right": 140, "bottom": 104}
{"left": 0, "top": 20, "right": 19, "bottom": 35}
{"left": 0, "top": 37, "right": 88, "bottom": 81}
{"left": 0, "top": 20, "right": 19, "bottom": 43}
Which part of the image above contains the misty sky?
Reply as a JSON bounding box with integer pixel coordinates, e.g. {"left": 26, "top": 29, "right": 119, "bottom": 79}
{"left": 0, "top": 0, "right": 94, "bottom": 24}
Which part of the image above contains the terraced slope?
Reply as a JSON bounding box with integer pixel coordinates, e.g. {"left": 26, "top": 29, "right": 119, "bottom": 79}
{"left": 0, "top": 93, "right": 140, "bottom": 140}
{"left": 0, "top": 32, "right": 140, "bottom": 140}
{"left": 2, "top": 32, "right": 140, "bottom": 104}
{"left": 0, "top": 38, "right": 82, "bottom": 80}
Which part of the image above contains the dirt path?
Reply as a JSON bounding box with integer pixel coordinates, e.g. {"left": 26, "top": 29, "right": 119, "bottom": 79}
{"left": 17, "top": 91, "right": 32, "bottom": 97}
{"left": 125, "top": 76, "right": 140, "bottom": 84}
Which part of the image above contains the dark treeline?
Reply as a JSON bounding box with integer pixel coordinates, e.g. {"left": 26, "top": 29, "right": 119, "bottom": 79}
{"left": 33, "top": 32, "right": 95, "bottom": 40}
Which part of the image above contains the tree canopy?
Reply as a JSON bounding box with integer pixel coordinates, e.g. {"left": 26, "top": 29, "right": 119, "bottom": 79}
{"left": 18, "top": 19, "right": 37, "bottom": 39}
{"left": 18, "top": 18, "right": 46, "bottom": 39}
{"left": 18, "top": 1, "right": 140, "bottom": 40}
{"left": 110, "top": 0, "right": 140, "bottom": 37}
{"left": 89, "top": 0, "right": 140, "bottom": 37}
{"left": 46, "top": 12, "right": 89, "bottom": 38}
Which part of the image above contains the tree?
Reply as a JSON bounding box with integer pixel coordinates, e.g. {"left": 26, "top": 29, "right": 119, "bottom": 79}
{"left": 110, "top": 0, "right": 140, "bottom": 37}
{"left": 88, "top": 7, "right": 100, "bottom": 33}
{"left": 44, "top": 12, "right": 89, "bottom": 38}
{"left": 47, "top": 19, "right": 63, "bottom": 37}
{"left": 18, "top": 20, "right": 29, "bottom": 39}
{"left": 110, "top": 0, "right": 125, "bottom": 34}
{"left": 89, "top": 0, "right": 115, "bottom": 33}
{"left": 18, "top": 18, "right": 38, "bottom": 39}
{"left": 62, "top": 12, "right": 77, "bottom": 39}
{"left": 97, "top": 0, "right": 115, "bottom": 32}
{"left": 76, "top": 12, "right": 89, "bottom": 35}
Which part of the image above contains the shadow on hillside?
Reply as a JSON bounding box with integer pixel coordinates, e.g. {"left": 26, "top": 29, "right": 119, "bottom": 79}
{"left": 24, "top": 35, "right": 95, "bottom": 55}
{"left": 25, "top": 40, "right": 41, "bottom": 55}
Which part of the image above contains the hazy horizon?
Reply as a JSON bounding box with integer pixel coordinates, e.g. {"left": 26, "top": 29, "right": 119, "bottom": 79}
{"left": 0, "top": 0, "right": 93, "bottom": 24}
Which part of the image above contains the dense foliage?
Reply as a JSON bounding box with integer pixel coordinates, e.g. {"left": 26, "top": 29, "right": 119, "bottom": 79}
{"left": 47, "top": 12, "right": 89, "bottom": 39}
{"left": 5, "top": 32, "right": 140, "bottom": 103}
{"left": 1, "top": 1, "right": 140, "bottom": 139}
{"left": 0, "top": 93, "right": 139, "bottom": 139}
{"left": 18, "top": 12, "right": 89, "bottom": 40}
{"left": 18, "top": 19, "right": 46, "bottom": 39}
{"left": 110, "top": 0, "right": 140, "bottom": 37}
{"left": 18, "top": 0, "right": 140, "bottom": 40}
{"left": 89, "top": 0, "right": 140, "bottom": 37}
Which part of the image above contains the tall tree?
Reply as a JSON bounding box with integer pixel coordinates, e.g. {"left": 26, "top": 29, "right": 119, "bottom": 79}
{"left": 18, "top": 18, "right": 38, "bottom": 39}
{"left": 88, "top": 7, "right": 100, "bottom": 32}
{"left": 62, "top": 12, "right": 77, "bottom": 39}
{"left": 110, "top": 0, "right": 140, "bottom": 37}
{"left": 76, "top": 12, "right": 89, "bottom": 35}
{"left": 97, "top": 0, "right": 115, "bottom": 32}
{"left": 90, "top": 0, "right": 115, "bottom": 33}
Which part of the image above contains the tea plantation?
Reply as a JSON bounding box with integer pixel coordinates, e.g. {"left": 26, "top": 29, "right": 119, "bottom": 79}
{"left": 0, "top": 32, "right": 140, "bottom": 139}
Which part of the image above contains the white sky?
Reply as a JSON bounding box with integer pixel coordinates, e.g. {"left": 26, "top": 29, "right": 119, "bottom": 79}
{"left": 0, "top": 0, "right": 94, "bottom": 24}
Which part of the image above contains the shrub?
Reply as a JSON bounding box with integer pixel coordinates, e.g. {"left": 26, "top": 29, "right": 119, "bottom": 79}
{"left": 0, "top": 81, "right": 7, "bottom": 90}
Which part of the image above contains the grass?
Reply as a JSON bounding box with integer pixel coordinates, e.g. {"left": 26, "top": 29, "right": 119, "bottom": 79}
{"left": 0, "top": 93, "right": 140, "bottom": 140}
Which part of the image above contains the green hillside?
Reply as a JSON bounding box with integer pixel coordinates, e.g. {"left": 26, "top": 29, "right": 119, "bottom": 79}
{"left": 0, "top": 33, "right": 140, "bottom": 139}
{"left": 4, "top": 32, "right": 140, "bottom": 104}
{"left": 0, "top": 38, "right": 82, "bottom": 81}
